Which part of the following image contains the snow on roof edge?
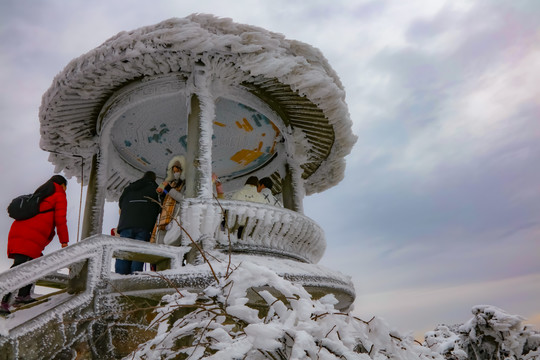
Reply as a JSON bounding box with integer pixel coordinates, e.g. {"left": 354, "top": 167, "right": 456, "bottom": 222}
{"left": 39, "top": 14, "right": 357, "bottom": 195}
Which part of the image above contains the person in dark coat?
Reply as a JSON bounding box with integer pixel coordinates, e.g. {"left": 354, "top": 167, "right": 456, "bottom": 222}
{"left": 115, "top": 171, "right": 161, "bottom": 274}
{"left": 1, "top": 175, "right": 69, "bottom": 314}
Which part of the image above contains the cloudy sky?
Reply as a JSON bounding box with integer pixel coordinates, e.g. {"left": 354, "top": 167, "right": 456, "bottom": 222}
{"left": 1, "top": 0, "right": 539, "bottom": 338}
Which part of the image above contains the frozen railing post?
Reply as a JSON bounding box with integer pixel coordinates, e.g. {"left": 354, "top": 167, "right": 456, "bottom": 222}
{"left": 66, "top": 258, "right": 89, "bottom": 294}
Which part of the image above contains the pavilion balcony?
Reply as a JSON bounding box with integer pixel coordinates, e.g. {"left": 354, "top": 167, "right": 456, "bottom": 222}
{"left": 164, "top": 199, "right": 326, "bottom": 264}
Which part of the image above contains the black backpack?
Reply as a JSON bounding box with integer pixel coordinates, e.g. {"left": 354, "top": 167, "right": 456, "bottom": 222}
{"left": 7, "top": 183, "right": 55, "bottom": 220}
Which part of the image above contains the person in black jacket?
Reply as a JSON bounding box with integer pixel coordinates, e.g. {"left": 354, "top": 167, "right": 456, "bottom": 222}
{"left": 115, "top": 171, "right": 161, "bottom": 274}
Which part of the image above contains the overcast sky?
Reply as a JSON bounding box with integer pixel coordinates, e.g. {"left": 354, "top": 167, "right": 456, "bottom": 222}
{"left": 1, "top": 0, "right": 539, "bottom": 338}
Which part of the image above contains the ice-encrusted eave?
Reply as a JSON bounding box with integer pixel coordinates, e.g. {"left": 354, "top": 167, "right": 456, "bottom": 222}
{"left": 39, "top": 14, "right": 356, "bottom": 194}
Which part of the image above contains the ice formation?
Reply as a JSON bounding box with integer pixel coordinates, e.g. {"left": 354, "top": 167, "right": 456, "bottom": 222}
{"left": 39, "top": 14, "right": 357, "bottom": 200}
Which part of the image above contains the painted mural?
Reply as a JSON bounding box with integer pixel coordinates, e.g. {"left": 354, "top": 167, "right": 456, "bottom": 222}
{"left": 110, "top": 96, "right": 281, "bottom": 180}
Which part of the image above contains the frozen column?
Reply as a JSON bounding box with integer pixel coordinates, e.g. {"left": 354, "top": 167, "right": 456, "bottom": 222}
{"left": 185, "top": 66, "right": 214, "bottom": 199}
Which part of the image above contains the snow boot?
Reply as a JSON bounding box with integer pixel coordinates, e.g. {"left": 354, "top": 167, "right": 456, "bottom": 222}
{"left": 0, "top": 302, "right": 10, "bottom": 315}
{"left": 14, "top": 295, "right": 37, "bottom": 305}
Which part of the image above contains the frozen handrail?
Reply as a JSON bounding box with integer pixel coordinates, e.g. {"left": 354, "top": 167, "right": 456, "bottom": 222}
{"left": 0, "top": 236, "right": 185, "bottom": 297}
{"left": 172, "top": 198, "right": 326, "bottom": 263}
{"left": 0, "top": 234, "right": 353, "bottom": 358}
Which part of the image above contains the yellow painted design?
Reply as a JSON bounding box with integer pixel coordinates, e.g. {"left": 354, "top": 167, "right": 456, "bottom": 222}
{"left": 235, "top": 118, "right": 254, "bottom": 132}
{"left": 243, "top": 118, "right": 254, "bottom": 132}
{"left": 271, "top": 122, "right": 280, "bottom": 137}
{"left": 231, "top": 149, "right": 264, "bottom": 166}
{"left": 214, "top": 121, "right": 226, "bottom": 127}
{"left": 136, "top": 157, "right": 149, "bottom": 166}
{"left": 270, "top": 141, "right": 277, "bottom": 153}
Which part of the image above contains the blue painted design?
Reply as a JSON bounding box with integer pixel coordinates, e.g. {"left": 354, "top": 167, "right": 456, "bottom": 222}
{"left": 140, "top": 156, "right": 150, "bottom": 164}
{"left": 238, "top": 103, "right": 270, "bottom": 123}
{"left": 252, "top": 114, "right": 261, "bottom": 127}
{"left": 148, "top": 128, "right": 170, "bottom": 144}
{"left": 124, "top": 140, "right": 132, "bottom": 147}
{"left": 253, "top": 153, "right": 272, "bottom": 166}
{"left": 238, "top": 103, "right": 257, "bottom": 113}
{"left": 260, "top": 113, "right": 271, "bottom": 124}
{"left": 228, "top": 169, "right": 246, "bottom": 178}
{"left": 179, "top": 135, "right": 188, "bottom": 150}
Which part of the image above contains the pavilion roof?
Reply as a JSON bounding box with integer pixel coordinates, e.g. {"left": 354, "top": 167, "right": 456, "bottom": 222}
{"left": 39, "top": 14, "right": 356, "bottom": 197}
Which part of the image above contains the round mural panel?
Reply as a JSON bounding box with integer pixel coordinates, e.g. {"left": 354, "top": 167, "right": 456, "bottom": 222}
{"left": 111, "top": 94, "right": 188, "bottom": 178}
{"left": 110, "top": 95, "right": 281, "bottom": 180}
{"left": 212, "top": 98, "right": 281, "bottom": 180}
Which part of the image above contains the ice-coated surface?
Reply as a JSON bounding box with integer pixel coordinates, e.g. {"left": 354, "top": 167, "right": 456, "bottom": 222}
{"left": 39, "top": 14, "right": 357, "bottom": 199}
{"left": 424, "top": 305, "right": 540, "bottom": 359}
{"left": 0, "top": 234, "right": 352, "bottom": 338}
{"left": 1, "top": 237, "right": 538, "bottom": 359}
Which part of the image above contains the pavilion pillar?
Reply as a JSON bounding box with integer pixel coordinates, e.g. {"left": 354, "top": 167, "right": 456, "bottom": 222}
{"left": 282, "top": 162, "right": 304, "bottom": 213}
{"left": 185, "top": 95, "right": 202, "bottom": 198}
{"left": 185, "top": 68, "right": 214, "bottom": 199}
{"left": 81, "top": 153, "right": 106, "bottom": 239}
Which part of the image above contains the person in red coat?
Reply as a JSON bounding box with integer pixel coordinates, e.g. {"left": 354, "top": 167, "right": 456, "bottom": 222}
{"left": 1, "top": 175, "right": 69, "bottom": 314}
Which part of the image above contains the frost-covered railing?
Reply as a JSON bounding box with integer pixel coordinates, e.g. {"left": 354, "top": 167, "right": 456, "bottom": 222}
{"left": 169, "top": 199, "right": 326, "bottom": 263}
{"left": 0, "top": 237, "right": 191, "bottom": 343}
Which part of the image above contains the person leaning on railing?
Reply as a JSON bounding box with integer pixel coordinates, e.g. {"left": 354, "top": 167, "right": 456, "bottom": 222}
{"left": 1, "top": 175, "right": 69, "bottom": 315}
{"left": 230, "top": 176, "right": 266, "bottom": 238}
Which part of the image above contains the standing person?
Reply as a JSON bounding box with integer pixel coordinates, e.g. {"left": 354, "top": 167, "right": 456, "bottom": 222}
{"left": 115, "top": 171, "right": 161, "bottom": 275}
{"left": 151, "top": 155, "right": 186, "bottom": 245}
{"left": 258, "top": 177, "right": 282, "bottom": 207}
{"left": 231, "top": 176, "right": 266, "bottom": 238}
{"left": 231, "top": 176, "right": 265, "bottom": 204}
{"left": 212, "top": 173, "right": 224, "bottom": 199}
{"left": 1, "top": 175, "right": 69, "bottom": 315}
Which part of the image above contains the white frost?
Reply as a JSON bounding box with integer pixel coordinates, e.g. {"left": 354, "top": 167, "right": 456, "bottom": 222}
{"left": 39, "top": 14, "right": 357, "bottom": 200}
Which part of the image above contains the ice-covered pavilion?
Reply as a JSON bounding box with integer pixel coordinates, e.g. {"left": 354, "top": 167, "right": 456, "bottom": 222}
{"left": 40, "top": 14, "right": 356, "bottom": 239}
{"left": 40, "top": 12, "right": 357, "bottom": 297}
{"left": 1, "top": 14, "right": 358, "bottom": 358}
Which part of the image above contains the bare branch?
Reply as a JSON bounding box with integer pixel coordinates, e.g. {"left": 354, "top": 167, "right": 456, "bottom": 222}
{"left": 213, "top": 194, "right": 233, "bottom": 277}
